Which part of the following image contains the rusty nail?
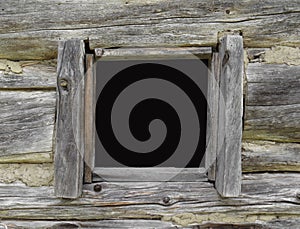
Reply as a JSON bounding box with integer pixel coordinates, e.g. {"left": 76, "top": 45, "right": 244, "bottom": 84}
{"left": 95, "top": 48, "right": 104, "bottom": 57}
{"left": 163, "top": 196, "right": 170, "bottom": 204}
{"left": 94, "top": 184, "right": 102, "bottom": 192}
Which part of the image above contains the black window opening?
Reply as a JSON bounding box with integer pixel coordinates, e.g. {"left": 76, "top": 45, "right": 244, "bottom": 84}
{"left": 95, "top": 58, "right": 208, "bottom": 169}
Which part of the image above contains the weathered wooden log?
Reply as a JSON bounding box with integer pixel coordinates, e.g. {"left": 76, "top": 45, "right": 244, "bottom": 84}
{"left": 0, "top": 63, "right": 56, "bottom": 89}
{"left": 0, "top": 91, "right": 55, "bottom": 163}
{"left": 244, "top": 63, "right": 300, "bottom": 142}
{"left": 243, "top": 104, "right": 300, "bottom": 142}
{"left": 1, "top": 219, "right": 300, "bottom": 229}
{"left": 246, "top": 63, "right": 300, "bottom": 106}
{"left": 0, "top": 0, "right": 299, "bottom": 60}
{"left": 0, "top": 173, "right": 299, "bottom": 226}
{"left": 242, "top": 141, "right": 300, "bottom": 172}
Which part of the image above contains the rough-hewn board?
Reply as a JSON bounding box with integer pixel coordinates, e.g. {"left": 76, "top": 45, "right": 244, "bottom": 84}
{"left": 246, "top": 63, "right": 300, "bottom": 106}
{"left": 55, "top": 40, "right": 85, "bottom": 198}
{"left": 96, "top": 47, "right": 212, "bottom": 60}
{"left": 0, "top": 91, "right": 55, "bottom": 161}
{"left": 242, "top": 141, "right": 300, "bottom": 172}
{"left": 243, "top": 104, "right": 300, "bottom": 142}
{"left": 205, "top": 53, "right": 220, "bottom": 181}
{"left": 84, "top": 54, "right": 96, "bottom": 183}
{"left": 0, "top": 0, "right": 299, "bottom": 60}
{"left": 215, "top": 35, "right": 243, "bottom": 197}
{"left": 0, "top": 173, "right": 299, "bottom": 226}
{"left": 0, "top": 63, "right": 56, "bottom": 89}
{"left": 93, "top": 168, "right": 207, "bottom": 182}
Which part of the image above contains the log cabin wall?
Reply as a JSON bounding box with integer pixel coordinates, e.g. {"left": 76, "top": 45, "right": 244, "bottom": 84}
{"left": 0, "top": 0, "right": 299, "bottom": 228}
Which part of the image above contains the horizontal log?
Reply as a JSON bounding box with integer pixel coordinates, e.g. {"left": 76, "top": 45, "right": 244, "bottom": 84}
{"left": 0, "top": 173, "right": 299, "bottom": 226}
{"left": 0, "top": 0, "right": 299, "bottom": 60}
{"left": 0, "top": 220, "right": 177, "bottom": 229}
{"left": 244, "top": 62, "right": 300, "bottom": 142}
{"left": 246, "top": 63, "right": 300, "bottom": 106}
{"left": 1, "top": 219, "right": 300, "bottom": 229}
{"left": 0, "top": 62, "right": 57, "bottom": 89}
{"left": 0, "top": 91, "right": 56, "bottom": 161}
{"left": 242, "top": 141, "right": 300, "bottom": 172}
{"left": 243, "top": 104, "right": 300, "bottom": 142}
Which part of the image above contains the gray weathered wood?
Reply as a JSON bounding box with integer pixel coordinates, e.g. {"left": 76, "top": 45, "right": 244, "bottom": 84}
{"left": 96, "top": 47, "right": 212, "bottom": 60}
{"left": 2, "top": 219, "right": 299, "bottom": 229}
{"left": 93, "top": 168, "right": 207, "bottom": 182}
{"left": 244, "top": 104, "right": 300, "bottom": 142}
{"left": 0, "top": 0, "right": 299, "bottom": 60}
{"left": 215, "top": 35, "right": 243, "bottom": 197}
{"left": 242, "top": 141, "right": 300, "bottom": 172}
{"left": 246, "top": 63, "right": 300, "bottom": 106}
{"left": 205, "top": 53, "right": 220, "bottom": 181}
{"left": 0, "top": 173, "right": 299, "bottom": 225}
{"left": 55, "top": 40, "right": 85, "bottom": 198}
{"left": 0, "top": 220, "right": 178, "bottom": 229}
{"left": 84, "top": 54, "right": 96, "bottom": 183}
{"left": 0, "top": 63, "right": 56, "bottom": 89}
{"left": 0, "top": 91, "right": 55, "bottom": 161}
{"left": 244, "top": 63, "right": 300, "bottom": 142}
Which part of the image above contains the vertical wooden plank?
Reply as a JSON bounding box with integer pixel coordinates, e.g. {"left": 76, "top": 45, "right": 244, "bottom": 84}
{"left": 215, "top": 35, "right": 243, "bottom": 197}
{"left": 84, "top": 54, "right": 96, "bottom": 183}
{"left": 55, "top": 40, "right": 85, "bottom": 198}
{"left": 205, "top": 53, "right": 220, "bottom": 181}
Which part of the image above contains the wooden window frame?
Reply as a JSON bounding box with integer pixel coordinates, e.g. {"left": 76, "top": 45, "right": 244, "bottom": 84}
{"left": 54, "top": 35, "right": 243, "bottom": 199}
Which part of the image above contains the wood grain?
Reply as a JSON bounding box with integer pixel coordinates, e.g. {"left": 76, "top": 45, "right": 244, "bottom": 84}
{"left": 205, "top": 53, "right": 220, "bottom": 181}
{"left": 92, "top": 168, "right": 207, "bottom": 182}
{"left": 244, "top": 63, "right": 300, "bottom": 142}
{"left": 97, "top": 47, "right": 212, "bottom": 60}
{"left": 55, "top": 40, "right": 85, "bottom": 198}
{"left": 84, "top": 54, "right": 96, "bottom": 183}
{"left": 1, "top": 220, "right": 299, "bottom": 229}
{"left": 0, "top": 63, "right": 56, "bottom": 89}
{"left": 0, "top": 173, "right": 299, "bottom": 226}
{"left": 0, "top": 91, "right": 55, "bottom": 160}
{"left": 242, "top": 141, "right": 300, "bottom": 172}
{"left": 244, "top": 104, "right": 300, "bottom": 142}
{"left": 246, "top": 63, "right": 300, "bottom": 106}
{"left": 215, "top": 35, "right": 243, "bottom": 197}
{"left": 0, "top": 0, "right": 299, "bottom": 60}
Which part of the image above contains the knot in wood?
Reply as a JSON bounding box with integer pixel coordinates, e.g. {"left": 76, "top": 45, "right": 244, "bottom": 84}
{"left": 222, "top": 50, "right": 230, "bottom": 67}
{"left": 59, "top": 79, "right": 68, "bottom": 89}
